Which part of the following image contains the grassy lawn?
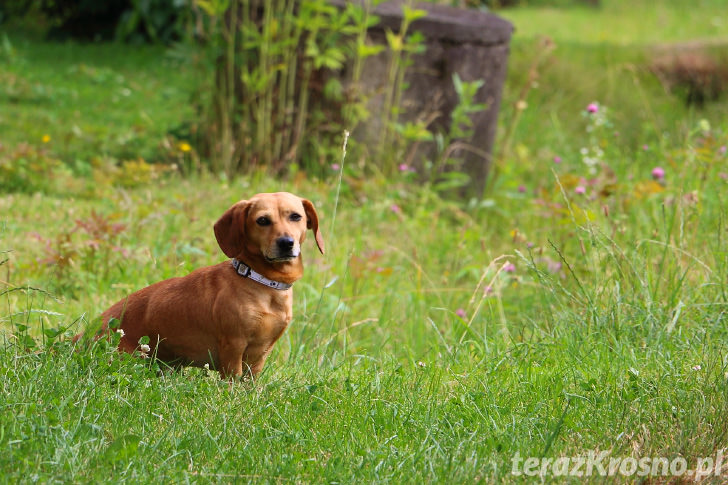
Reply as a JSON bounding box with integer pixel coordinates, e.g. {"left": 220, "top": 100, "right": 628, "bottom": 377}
{"left": 2, "top": 0, "right": 728, "bottom": 482}
{"left": 0, "top": 33, "right": 198, "bottom": 170}
{"left": 499, "top": 0, "right": 728, "bottom": 45}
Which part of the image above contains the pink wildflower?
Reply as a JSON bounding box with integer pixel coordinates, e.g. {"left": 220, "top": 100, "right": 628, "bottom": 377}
{"left": 553, "top": 156, "right": 562, "bottom": 164}
{"left": 575, "top": 186, "right": 586, "bottom": 195}
{"left": 398, "top": 163, "right": 409, "bottom": 172}
{"left": 455, "top": 308, "right": 466, "bottom": 319}
{"left": 651, "top": 167, "right": 665, "bottom": 180}
{"left": 547, "top": 259, "right": 562, "bottom": 273}
{"left": 586, "top": 102, "right": 599, "bottom": 114}
{"left": 503, "top": 262, "right": 516, "bottom": 273}
{"left": 112, "top": 246, "right": 130, "bottom": 258}
{"left": 518, "top": 185, "right": 526, "bottom": 193}
{"left": 331, "top": 163, "right": 340, "bottom": 171}
{"left": 390, "top": 204, "right": 401, "bottom": 214}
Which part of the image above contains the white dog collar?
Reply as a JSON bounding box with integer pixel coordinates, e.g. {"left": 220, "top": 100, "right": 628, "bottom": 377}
{"left": 231, "top": 258, "right": 292, "bottom": 290}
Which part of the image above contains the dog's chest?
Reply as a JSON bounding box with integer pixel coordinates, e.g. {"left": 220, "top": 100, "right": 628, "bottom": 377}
{"left": 241, "top": 293, "right": 292, "bottom": 342}
{"left": 256, "top": 311, "right": 290, "bottom": 343}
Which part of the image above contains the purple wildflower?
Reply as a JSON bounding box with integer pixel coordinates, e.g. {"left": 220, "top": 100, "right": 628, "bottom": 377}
{"left": 547, "top": 259, "right": 562, "bottom": 273}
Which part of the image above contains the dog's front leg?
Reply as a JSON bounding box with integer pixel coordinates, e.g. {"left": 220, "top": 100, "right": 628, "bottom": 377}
{"left": 217, "top": 337, "right": 247, "bottom": 379}
{"left": 241, "top": 344, "right": 274, "bottom": 378}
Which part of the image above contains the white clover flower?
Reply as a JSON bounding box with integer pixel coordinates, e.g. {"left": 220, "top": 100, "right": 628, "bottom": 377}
{"left": 117, "top": 329, "right": 125, "bottom": 338}
{"left": 140, "top": 344, "right": 151, "bottom": 353}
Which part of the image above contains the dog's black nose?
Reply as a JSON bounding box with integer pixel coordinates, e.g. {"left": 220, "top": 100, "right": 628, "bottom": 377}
{"left": 277, "top": 236, "right": 295, "bottom": 252}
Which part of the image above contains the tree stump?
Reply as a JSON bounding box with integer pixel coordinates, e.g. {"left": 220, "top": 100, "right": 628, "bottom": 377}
{"left": 330, "top": 0, "right": 513, "bottom": 195}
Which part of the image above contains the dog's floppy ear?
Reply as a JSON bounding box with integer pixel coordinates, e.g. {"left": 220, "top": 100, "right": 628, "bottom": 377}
{"left": 214, "top": 200, "right": 249, "bottom": 258}
{"left": 301, "top": 199, "right": 325, "bottom": 255}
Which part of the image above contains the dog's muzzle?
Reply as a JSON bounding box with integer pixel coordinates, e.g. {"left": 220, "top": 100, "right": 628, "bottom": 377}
{"left": 266, "top": 236, "right": 299, "bottom": 262}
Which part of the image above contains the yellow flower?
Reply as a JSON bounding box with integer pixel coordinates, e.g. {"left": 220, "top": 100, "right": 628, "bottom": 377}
{"left": 42, "top": 134, "right": 50, "bottom": 143}
{"left": 178, "top": 142, "right": 192, "bottom": 153}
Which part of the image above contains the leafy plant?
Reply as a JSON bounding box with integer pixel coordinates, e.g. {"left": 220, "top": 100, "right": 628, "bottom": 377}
{"left": 377, "top": 2, "right": 427, "bottom": 164}
{"left": 31, "top": 210, "right": 129, "bottom": 293}
{"left": 188, "top": 0, "right": 366, "bottom": 176}
{"left": 0, "top": 143, "right": 69, "bottom": 194}
{"left": 432, "top": 74, "right": 489, "bottom": 189}
{"left": 116, "top": 0, "right": 192, "bottom": 44}
{"left": 186, "top": 0, "right": 446, "bottom": 179}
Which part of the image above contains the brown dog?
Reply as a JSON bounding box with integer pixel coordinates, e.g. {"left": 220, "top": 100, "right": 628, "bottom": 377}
{"left": 98, "top": 192, "right": 324, "bottom": 379}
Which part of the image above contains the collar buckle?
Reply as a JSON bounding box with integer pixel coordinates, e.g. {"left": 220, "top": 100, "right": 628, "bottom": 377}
{"left": 231, "top": 258, "right": 292, "bottom": 291}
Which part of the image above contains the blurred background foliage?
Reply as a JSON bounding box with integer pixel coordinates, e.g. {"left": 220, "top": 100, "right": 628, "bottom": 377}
{"left": 0, "top": 0, "right": 601, "bottom": 44}
{"left": 0, "top": 0, "right": 190, "bottom": 43}
{"left": 1, "top": 0, "right": 497, "bottom": 188}
{"left": 1, "top": 0, "right": 726, "bottom": 194}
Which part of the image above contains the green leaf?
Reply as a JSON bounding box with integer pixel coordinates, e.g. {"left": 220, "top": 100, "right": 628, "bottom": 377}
{"left": 402, "top": 6, "right": 428, "bottom": 23}
{"left": 385, "top": 30, "right": 402, "bottom": 52}
{"left": 395, "top": 121, "right": 433, "bottom": 142}
{"left": 453, "top": 73, "right": 463, "bottom": 97}
{"left": 433, "top": 171, "right": 471, "bottom": 191}
{"left": 357, "top": 43, "right": 386, "bottom": 59}
{"left": 195, "top": 0, "right": 229, "bottom": 17}
{"left": 43, "top": 328, "right": 63, "bottom": 339}
{"left": 323, "top": 78, "right": 344, "bottom": 101}
{"left": 19, "top": 334, "right": 36, "bottom": 349}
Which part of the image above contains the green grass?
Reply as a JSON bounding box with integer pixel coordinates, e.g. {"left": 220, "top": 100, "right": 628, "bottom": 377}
{"left": 0, "top": 34, "right": 196, "bottom": 165}
{"left": 498, "top": 0, "right": 728, "bottom": 45}
{"left": 495, "top": 0, "right": 728, "bottom": 193}
{"left": 2, "top": 0, "right": 728, "bottom": 482}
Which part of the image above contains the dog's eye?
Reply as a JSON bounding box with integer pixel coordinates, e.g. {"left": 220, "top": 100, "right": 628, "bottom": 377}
{"left": 289, "top": 213, "right": 302, "bottom": 222}
{"left": 256, "top": 216, "right": 271, "bottom": 226}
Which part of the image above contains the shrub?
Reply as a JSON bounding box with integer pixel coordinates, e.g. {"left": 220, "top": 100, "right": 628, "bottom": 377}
{"left": 1, "top": 0, "right": 188, "bottom": 43}
{"left": 0, "top": 143, "right": 69, "bottom": 194}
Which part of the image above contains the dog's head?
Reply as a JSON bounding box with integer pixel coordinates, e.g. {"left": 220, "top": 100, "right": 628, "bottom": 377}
{"left": 214, "top": 192, "right": 324, "bottom": 266}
